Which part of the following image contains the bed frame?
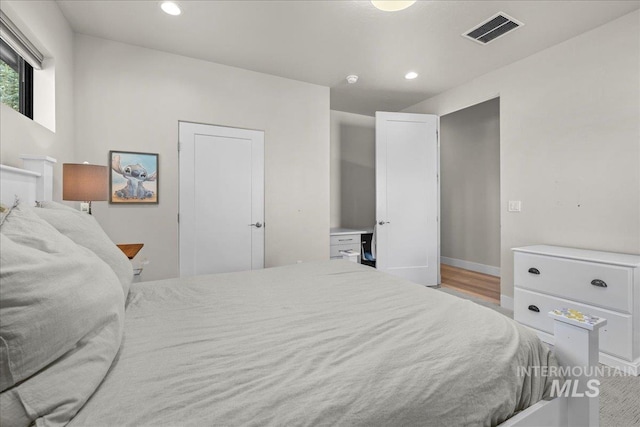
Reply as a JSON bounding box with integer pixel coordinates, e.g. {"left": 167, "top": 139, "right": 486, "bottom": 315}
{"left": 0, "top": 155, "right": 56, "bottom": 206}
{"left": 0, "top": 156, "right": 604, "bottom": 427}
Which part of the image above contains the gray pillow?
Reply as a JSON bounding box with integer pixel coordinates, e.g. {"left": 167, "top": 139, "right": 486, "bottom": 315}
{"left": 0, "top": 204, "right": 125, "bottom": 426}
{"left": 34, "top": 201, "right": 133, "bottom": 297}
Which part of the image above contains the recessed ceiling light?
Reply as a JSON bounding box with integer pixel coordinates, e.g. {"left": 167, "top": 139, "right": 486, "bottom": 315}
{"left": 371, "top": 1, "right": 416, "bottom": 12}
{"left": 405, "top": 71, "right": 418, "bottom": 80}
{"left": 161, "top": 1, "right": 181, "bottom": 16}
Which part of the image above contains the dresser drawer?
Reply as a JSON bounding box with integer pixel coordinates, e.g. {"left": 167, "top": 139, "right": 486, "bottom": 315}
{"left": 514, "top": 252, "right": 633, "bottom": 313}
{"left": 330, "top": 243, "right": 360, "bottom": 258}
{"left": 514, "top": 288, "right": 633, "bottom": 361}
{"left": 330, "top": 234, "right": 360, "bottom": 246}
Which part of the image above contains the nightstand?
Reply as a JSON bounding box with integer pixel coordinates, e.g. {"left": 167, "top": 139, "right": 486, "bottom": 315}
{"left": 117, "top": 243, "right": 144, "bottom": 282}
{"left": 116, "top": 243, "right": 144, "bottom": 259}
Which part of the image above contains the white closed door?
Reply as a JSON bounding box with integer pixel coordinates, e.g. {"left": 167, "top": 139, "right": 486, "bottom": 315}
{"left": 179, "top": 122, "right": 264, "bottom": 276}
{"left": 376, "top": 112, "right": 439, "bottom": 286}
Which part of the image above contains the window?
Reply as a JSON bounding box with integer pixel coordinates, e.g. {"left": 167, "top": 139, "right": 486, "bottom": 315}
{"left": 1, "top": 10, "right": 42, "bottom": 120}
{"left": 0, "top": 38, "right": 33, "bottom": 118}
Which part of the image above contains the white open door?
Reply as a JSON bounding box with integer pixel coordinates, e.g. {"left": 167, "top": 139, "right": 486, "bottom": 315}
{"left": 179, "top": 122, "right": 264, "bottom": 276}
{"left": 376, "top": 112, "right": 439, "bottom": 286}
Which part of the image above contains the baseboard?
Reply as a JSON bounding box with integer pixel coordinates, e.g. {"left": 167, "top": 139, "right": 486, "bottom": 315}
{"left": 500, "top": 295, "right": 514, "bottom": 311}
{"left": 440, "top": 256, "right": 500, "bottom": 277}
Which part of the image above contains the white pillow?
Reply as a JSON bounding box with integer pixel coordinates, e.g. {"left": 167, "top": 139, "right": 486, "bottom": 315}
{"left": 34, "top": 201, "right": 133, "bottom": 297}
{"left": 0, "top": 204, "right": 124, "bottom": 426}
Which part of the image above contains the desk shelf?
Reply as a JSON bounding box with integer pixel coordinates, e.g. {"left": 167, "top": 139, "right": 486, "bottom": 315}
{"left": 329, "top": 228, "right": 376, "bottom": 268}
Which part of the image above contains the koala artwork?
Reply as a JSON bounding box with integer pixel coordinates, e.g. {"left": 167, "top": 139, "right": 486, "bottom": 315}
{"left": 111, "top": 154, "right": 157, "bottom": 200}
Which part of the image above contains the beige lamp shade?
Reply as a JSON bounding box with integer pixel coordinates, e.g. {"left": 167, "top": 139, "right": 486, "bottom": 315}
{"left": 62, "top": 163, "right": 109, "bottom": 201}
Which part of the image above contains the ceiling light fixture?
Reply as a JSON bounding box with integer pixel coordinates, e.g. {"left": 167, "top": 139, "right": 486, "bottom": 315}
{"left": 371, "top": 1, "right": 416, "bottom": 12}
{"left": 405, "top": 71, "right": 418, "bottom": 80}
{"left": 161, "top": 1, "right": 182, "bottom": 16}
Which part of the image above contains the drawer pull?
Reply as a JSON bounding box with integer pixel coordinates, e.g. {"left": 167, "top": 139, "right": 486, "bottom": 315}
{"left": 528, "top": 305, "right": 540, "bottom": 313}
{"left": 528, "top": 268, "right": 540, "bottom": 275}
{"left": 338, "top": 239, "right": 353, "bottom": 242}
{"left": 591, "top": 279, "right": 607, "bottom": 288}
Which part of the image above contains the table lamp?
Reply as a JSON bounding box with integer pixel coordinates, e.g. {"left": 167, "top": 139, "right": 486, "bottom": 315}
{"left": 62, "top": 162, "right": 108, "bottom": 214}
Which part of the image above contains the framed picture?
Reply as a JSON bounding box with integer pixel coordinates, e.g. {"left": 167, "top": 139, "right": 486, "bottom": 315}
{"left": 109, "top": 151, "right": 159, "bottom": 204}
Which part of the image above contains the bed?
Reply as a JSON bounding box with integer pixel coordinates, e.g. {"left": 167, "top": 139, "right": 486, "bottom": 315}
{"left": 0, "top": 157, "right": 604, "bottom": 427}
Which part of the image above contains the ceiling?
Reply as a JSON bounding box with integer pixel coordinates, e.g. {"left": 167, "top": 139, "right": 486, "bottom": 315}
{"left": 57, "top": 0, "right": 639, "bottom": 116}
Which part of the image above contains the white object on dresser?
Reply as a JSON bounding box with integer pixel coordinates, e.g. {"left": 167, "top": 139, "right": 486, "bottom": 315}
{"left": 340, "top": 250, "right": 360, "bottom": 263}
{"left": 513, "top": 245, "right": 640, "bottom": 375}
{"left": 330, "top": 228, "right": 367, "bottom": 262}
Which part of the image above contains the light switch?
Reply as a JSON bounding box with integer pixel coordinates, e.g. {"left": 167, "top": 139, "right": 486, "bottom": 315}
{"left": 508, "top": 201, "right": 522, "bottom": 212}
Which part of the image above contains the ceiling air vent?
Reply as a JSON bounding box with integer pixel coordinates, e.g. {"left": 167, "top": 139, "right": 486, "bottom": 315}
{"left": 463, "top": 12, "right": 523, "bottom": 45}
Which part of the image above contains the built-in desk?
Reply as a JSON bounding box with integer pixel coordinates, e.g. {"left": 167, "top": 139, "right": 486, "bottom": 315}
{"left": 330, "top": 227, "right": 374, "bottom": 265}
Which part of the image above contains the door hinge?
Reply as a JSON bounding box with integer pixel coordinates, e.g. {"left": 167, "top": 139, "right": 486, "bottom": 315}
{"left": 177, "top": 213, "right": 180, "bottom": 223}
{"left": 178, "top": 142, "right": 182, "bottom": 151}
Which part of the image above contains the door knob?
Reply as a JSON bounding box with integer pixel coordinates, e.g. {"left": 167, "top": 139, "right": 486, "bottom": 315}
{"left": 378, "top": 221, "right": 390, "bottom": 226}
{"left": 250, "top": 222, "right": 263, "bottom": 228}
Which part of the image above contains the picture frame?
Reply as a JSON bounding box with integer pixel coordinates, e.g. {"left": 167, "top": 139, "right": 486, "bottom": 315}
{"left": 109, "top": 150, "right": 159, "bottom": 204}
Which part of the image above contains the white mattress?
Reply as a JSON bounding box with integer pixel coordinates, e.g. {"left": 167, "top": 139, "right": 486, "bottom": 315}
{"left": 71, "top": 261, "right": 558, "bottom": 426}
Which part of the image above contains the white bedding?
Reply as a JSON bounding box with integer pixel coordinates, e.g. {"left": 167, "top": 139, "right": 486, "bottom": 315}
{"left": 70, "top": 261, "right": 558, "bottom": 426}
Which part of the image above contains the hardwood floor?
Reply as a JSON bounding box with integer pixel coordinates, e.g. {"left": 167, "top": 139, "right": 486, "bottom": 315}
{"left": 440, "top": 264, "right": 500, "bottom": 304}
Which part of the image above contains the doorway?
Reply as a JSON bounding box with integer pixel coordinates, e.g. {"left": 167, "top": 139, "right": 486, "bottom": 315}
{"left": 179, "top": 121, "right": 265, "bottom": 277}
{"left": 438, "top": 98, "right": 500, "bottom": 303}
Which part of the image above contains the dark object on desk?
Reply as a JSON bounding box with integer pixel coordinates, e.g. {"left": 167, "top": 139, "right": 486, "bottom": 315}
{"left": 361, "top": 233, "right": 376, "bottom": 268}
{"left": 116, "top": 243, "right": 144, "bottom": 260}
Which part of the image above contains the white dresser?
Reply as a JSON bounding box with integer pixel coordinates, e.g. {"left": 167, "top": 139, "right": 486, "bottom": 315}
{"left": 513, "top": 245, "right": 640, "bottom": 375}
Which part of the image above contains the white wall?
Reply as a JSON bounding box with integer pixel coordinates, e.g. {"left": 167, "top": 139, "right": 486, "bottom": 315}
{"left": 405, "top": 10, "right": 640, "bottom": 298}
{"left": 440, "top": 98, "right": 500, "bottom": 270}
{"left": 74, "top": 35, "right": 330, "bottom": 280}
{"left": 0, "top": 0, "right": 74, "bottom": 200}
{"left": 330, "top": 110, "right": 376, "bottom": 229}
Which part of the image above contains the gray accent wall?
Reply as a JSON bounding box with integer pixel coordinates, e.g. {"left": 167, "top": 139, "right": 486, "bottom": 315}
{"left": 330, "top": 110, "right": 375, "bottom": 229}
{"left": 440, "top": 98, "right": 500, "bottom": 269}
